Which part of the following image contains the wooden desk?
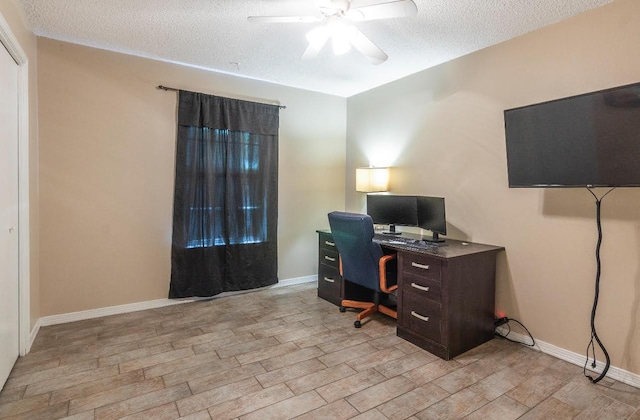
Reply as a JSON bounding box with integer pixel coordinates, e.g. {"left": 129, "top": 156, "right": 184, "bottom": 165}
{"left": 316, "top": 230, "right": 504, "bottom": 360}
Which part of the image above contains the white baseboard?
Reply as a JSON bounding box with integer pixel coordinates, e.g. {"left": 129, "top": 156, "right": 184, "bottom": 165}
{"left": 272, "top": 275, "right": 316, "bottom": 287}
{"left": 496, "top": 327, "right": 640, "bottom": 389}
{"left": 37, "top": 275, "right": 317, "bottom": 328}
{"left": 26, "top": 319, "right": 41, "bottom": 354}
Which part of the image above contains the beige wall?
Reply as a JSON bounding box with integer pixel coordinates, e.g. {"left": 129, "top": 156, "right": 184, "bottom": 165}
{"left": 0, "top": 0, "right": 40, "bottom": 330}
{"left": 23, "top": 0, "right": 640, "bottom": 377}
{"left": 37, "top": 39, "right": 346, "bottom": 316}
{"left": 347, "top": 0, "right": 640, "bottom": 374}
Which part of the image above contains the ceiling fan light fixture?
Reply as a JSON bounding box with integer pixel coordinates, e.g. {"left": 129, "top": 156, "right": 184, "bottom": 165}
{"left": 330, "top": 21, "right": 353, "bottom": 55}
{"left": 305, "top": 26, "right": 331, "bottom": 48}
{"left": 331, "top": 34, "right": 351, "bottom": 55}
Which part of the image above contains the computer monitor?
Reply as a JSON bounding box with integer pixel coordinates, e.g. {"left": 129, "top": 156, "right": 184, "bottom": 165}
{"left": 366, "top": 194, "right": 418, "bottom": 235}
{"left": 417, "top": 196, "right": 446, "bottom": 242}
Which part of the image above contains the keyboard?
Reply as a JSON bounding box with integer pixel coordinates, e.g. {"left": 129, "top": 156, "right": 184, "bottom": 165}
{"left": 377, "top": 236, "right": 435, "bottom": 250}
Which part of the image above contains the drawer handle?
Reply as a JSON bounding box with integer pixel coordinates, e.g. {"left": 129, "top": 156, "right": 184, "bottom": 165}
{"left": 323, "top": 277, "right": 335, "bottom": 283}
{"left": 325, "top": 241, "right": 335, "bottom": 247}
{"left": 324, "top": 256, "right": 336, "bottom": 262}
{"left": 411, "top": 311, "right": 430, "bottom": 322}
{"left": 410, "top": 283, "right": 430, "bottom": 292}
{"left": 411, "top": 262, "right": 430, "bottom": 270}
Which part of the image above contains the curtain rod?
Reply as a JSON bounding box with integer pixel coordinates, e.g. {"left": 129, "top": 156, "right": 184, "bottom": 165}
{"left": 157, "top": 85, "right": 286, "bottom": 109}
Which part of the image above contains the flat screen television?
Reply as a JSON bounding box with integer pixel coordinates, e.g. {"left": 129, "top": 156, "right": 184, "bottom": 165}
{"left": 504, "top": 82, "right": 640, "bottom": 188}
{"left": 417, "top": 196, "right": 446, "bottom": 242}
{"left": 366, "top": 194, "right": 418, "bottom": 235}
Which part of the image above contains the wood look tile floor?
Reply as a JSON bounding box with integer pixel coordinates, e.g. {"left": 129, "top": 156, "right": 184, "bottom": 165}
{"left": 1, "top": 283, "right": 639, "bottom": 419}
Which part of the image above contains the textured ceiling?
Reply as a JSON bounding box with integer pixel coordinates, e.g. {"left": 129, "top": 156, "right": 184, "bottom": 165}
{"left": 17, "top": 0, "right": 613, "bottom": 97}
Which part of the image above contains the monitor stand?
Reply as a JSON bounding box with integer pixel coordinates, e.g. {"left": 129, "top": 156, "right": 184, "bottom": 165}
{"left": 382, "top": 224, "right": 402, "bottom": 235}
{"left": 423, "top": 232, "right": 445, "bottom": 243}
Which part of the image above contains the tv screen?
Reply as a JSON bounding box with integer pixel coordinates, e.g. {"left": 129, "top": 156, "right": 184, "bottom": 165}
{"left": 366, "top": 194, "right": 418, "bottom": 226}
{"left": 417, "top": 196, "right": 446, "bottom": 236}
{"left": 504, "top": 82, "right": 640, "bottom": 188}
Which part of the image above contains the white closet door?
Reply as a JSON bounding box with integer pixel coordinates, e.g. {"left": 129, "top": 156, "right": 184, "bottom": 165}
{"left": 0, "top": 40, "right": 20, "bottom": 390}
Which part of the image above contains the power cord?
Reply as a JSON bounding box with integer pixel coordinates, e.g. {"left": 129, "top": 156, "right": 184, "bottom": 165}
{"left": 583, "top": 187, "right": 615, "bottom": 384}
{"left": 494, "top": 317, "right": 535, "bottom": 347}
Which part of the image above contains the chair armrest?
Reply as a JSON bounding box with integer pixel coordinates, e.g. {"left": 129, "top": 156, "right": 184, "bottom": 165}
{"left": 379, "top": 253, "right": 398, "bottom": 293}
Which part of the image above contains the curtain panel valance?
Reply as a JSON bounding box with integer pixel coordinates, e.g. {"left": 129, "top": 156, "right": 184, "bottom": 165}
{"left": 178, "top": 91, "right": 279, "bottom": 135}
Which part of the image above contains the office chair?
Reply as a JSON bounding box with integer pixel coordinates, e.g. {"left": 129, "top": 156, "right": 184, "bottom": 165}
{"left": 328, "top": 211, "right": 397, "bottom": 328}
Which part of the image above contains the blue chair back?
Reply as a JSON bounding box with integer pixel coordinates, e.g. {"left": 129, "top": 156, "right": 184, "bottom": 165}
{"left": 328, "top": 211, "right": 384, "bottom": 292}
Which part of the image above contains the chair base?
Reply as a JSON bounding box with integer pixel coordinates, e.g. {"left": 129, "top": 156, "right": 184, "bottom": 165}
{"left": 340, "top": 299, "right": 397, "bottom": 328}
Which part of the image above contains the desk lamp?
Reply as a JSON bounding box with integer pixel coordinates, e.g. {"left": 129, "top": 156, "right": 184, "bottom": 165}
{"left": 356, "top": 167, "right": 389, "bottom": 193}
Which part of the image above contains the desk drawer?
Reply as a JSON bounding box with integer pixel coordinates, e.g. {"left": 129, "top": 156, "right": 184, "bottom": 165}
{"left": 318, "top": 264, "right": 341, "bottom": 306}
{"left": 319, "top": 232, "right": 337, "bottom": 252}
{"left": 401, "top": 254, "right": 441, "bottom": 281}
{"left": 321, "top": 238, "right": 337, "bottom": 251}
{"left": 401, "top": 292, "right": 442, "bottom": 343}
{"left": 403, "top": 272, "right": 441, "bottom": 304}
{"left": 319, "top": 248, "right": 339, "bottom": 269}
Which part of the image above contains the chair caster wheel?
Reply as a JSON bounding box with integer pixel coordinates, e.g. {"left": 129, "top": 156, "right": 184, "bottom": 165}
{"left": 354, "top": 320, "right": 361, "bottom": 328}
{"left": 339, "top": 306, "right": 346, "bottom": 313}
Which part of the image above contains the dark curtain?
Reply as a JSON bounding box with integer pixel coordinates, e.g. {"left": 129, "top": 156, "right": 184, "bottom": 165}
{"left": 169, "top": 91, "right": 279, "bottom": 298}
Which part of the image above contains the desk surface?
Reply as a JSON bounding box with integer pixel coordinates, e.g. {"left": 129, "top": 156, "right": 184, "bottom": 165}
{"left": 374, "top": 232, "right": 503, "bottom": 259}
{"left": 318, "top": 229, "right": 503, "bottom": 259}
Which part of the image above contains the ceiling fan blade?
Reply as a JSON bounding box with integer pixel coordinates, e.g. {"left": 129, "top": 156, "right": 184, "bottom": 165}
{"left": 247, "top": 15, "right": 320, "bottom": 23}
{"left": 347, "top": 27, "right": 388, "bottom": 64}
{"left": 346, "top": 0, "right": 418, "bottom": 21}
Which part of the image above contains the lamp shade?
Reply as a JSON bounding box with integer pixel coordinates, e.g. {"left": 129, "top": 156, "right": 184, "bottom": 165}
{"left": 356, "top": 167, "right": 389, "bottom": 192}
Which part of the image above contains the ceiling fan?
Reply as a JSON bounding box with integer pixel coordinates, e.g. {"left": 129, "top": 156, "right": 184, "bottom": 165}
{"left": 248, "top": 0, "right": 418, "bottom": 65}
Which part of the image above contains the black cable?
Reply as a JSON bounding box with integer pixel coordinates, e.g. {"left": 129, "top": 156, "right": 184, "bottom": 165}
{"left": 583, "top": 187, "right": 615, "bottom": 384}
{"left": 494, "top": 317, "right": 535, "bottom": 347}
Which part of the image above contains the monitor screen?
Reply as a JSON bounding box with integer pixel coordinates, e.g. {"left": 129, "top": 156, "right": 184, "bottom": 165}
{"left": 366, "top": 194, "right": 418, "bottom": 226}
{"left": 417, "top": 196, "right": 446, "bottom": 236}
{"left": 504, "top": 81, "right": 640, "bottom": 187}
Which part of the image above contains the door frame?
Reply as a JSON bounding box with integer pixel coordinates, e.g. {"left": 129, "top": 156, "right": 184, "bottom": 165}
{"left": 0, "top": 12, "right": 31, "bottom": 355}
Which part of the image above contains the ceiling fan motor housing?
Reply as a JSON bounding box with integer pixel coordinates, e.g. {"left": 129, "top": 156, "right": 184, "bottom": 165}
{"left": 321, "top": 0, "right": 351, "bottom": 16}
